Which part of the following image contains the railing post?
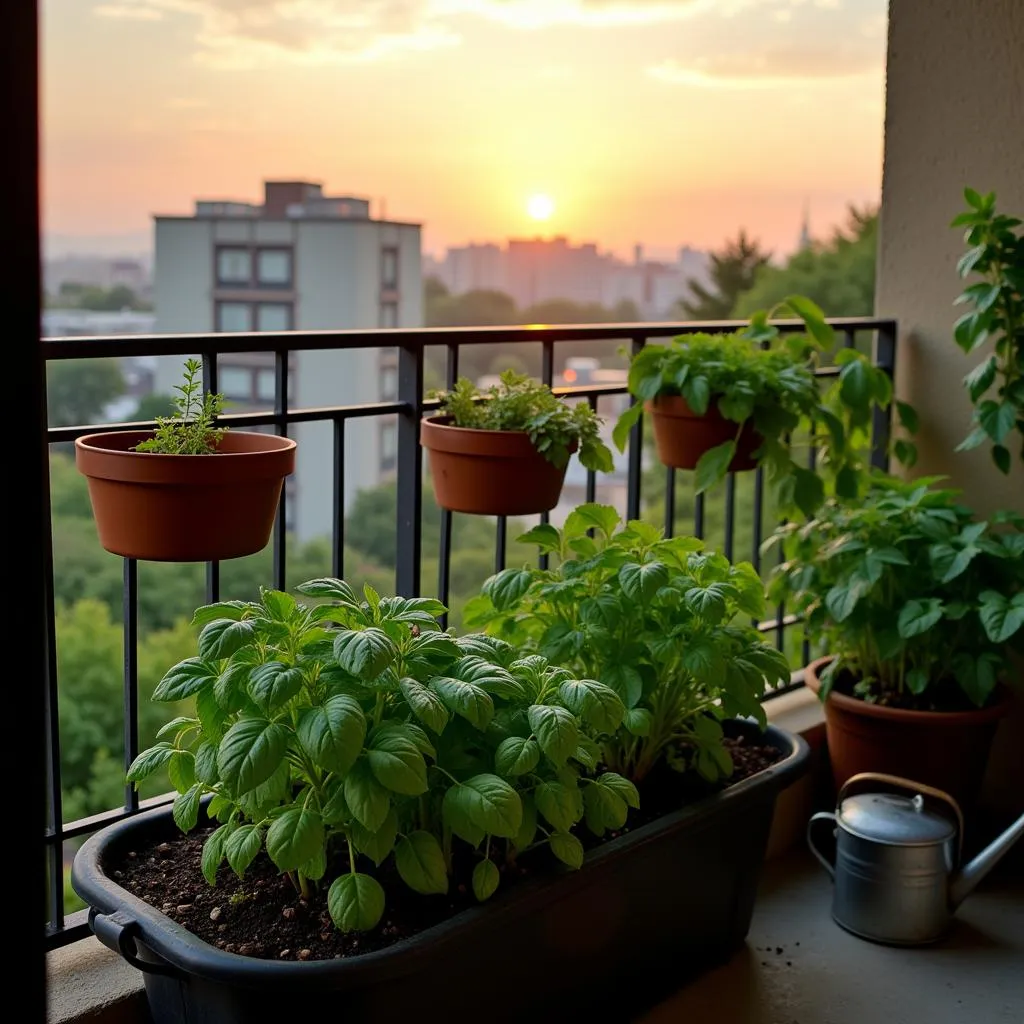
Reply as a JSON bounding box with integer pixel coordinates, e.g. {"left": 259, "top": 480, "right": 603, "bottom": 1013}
{"left": 626, "top": 335, "right": 645, "bottom": 522}
{"left": 396, "top": 342, "right": 423, "bottom": 597}
{"left": 872, "top": 322, "right": 897, "bottom": 471}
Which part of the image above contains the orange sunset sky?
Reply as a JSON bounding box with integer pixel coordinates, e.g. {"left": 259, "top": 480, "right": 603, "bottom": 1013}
{"left": 41, "top": 0, "right": 890, "bottom": 260}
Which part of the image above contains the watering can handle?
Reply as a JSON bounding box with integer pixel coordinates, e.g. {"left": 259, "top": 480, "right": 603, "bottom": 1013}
{"left": 806, "top": 811, "right": 836, "bottom": 878}
{"left": 838, "top": 772, "right": 964, "bottom": 863}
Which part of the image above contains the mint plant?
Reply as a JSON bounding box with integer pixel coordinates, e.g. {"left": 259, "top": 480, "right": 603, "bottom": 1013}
{"left": 133, "top": 358, "right": 227, "bottom": 455}
{"left": 127, "top": 578, "right": 636, "bottom": 934}
{"left": 950, "top": 187, "right": 1024, "bottom": 472}
{"left": 612, "top": 295, "right": 917, "bottom": 516}
{"left": 463, "top": 504, "right": 790, "bottom": 782}
{"left": 765, "top": 476, "right": 1024, "bottom": 708}
{"left": 431, "top": 369, "right": 614, "bottom": 473}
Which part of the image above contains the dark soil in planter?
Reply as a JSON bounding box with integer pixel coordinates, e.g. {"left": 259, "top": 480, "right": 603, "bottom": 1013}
{"left": 830, "top": 666, "right": 986, "bottom": 713}
{"left": 108, "top": 735, "right": 782, "bottom": 964}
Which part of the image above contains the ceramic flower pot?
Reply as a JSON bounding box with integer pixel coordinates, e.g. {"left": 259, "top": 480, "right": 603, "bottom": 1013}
{"left": 646, "top": 396, "right": 761, "bottom": 472}
{"left": 75, "top": 429, "right": 297, "bottom": 562}
{"left": 805, "top": 656, "right": 1014, "bottom": 813}
{"left": 420, "top": 415, "right": 574, "bottom": 516}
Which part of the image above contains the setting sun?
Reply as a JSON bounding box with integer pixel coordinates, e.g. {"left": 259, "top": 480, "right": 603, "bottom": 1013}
{"left": 527, "top": 194, "right": 555, "bottom": 221}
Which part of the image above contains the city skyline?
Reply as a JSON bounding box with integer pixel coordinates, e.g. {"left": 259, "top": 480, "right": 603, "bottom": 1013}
{"left": 43, "top": 0, "right": 888, "bottom": 259}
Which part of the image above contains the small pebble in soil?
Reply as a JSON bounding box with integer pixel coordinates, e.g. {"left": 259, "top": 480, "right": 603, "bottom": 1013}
{"left": 209, "top": 907, "right": 222, "bottom": 921}
{"left": 297, "top": 949, "right": 312, "bottom": 961}
{"left": 282, "top": 907, "right": 296, "bottom": 920}
{"left": 176, "top": 904, "right": 192, "bottom": 913}
{"left": 279, "top": 950, "right": 291, "bottom": 959}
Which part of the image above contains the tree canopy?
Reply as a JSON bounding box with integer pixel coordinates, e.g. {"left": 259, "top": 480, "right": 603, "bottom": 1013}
{"left": 678, "top": 230, "right": 771, "bottom": 320}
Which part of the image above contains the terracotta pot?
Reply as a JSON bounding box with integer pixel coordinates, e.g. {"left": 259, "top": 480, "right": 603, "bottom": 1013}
{"left": 420, "top": 416, "right": 572, "bottom": 516}
{"left": 75, "top": 430, "right": 296, "bottom": 562}
{"left": 805, "top": 656, "right": 1014, "bottom": 813}
{"left": 646, "top": 395, "right": 762, "bottom": 472}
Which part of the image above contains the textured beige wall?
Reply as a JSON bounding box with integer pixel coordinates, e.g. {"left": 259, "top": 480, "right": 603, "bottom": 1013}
{"left": 877, "top": 0, "right": 1024, "bottom": 819}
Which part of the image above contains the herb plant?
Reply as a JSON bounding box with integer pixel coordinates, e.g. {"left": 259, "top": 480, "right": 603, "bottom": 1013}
{"left": 950, "top": 187, "right": 1024, "bottom": 472}
{"left": 133, "top": 358, "right": 227, "bottom": 455}
{"left": 612, "top": 296, "right": 917, "bottom": 517}
{"left": 431, "top": 369, "right": 614, "bottom": 473}
{"left": 127, "top": 578, "right": 637, "bottom": 935}
{"left": 765, "top": 476, "right": 1024, "bottom": 709}
{"left": 463, "top": 504, "right": 790, "bottom": 782}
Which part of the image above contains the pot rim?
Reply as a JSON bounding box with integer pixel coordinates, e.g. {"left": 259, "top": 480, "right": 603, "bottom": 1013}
{"left": 419, "top": 415, "right": 578, "bottom": 457}
{"left": 76, "top": 430, "right": 297, "bottom": 458}
{"left": 72, "top": 720, "right": 809, "bottom": 989}
{"left": 804, "top": 655, "right": 1015, "bottom": 724}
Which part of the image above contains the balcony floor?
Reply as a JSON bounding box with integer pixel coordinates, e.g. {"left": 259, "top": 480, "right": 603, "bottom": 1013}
{"left": 642, "top": 845, "right": 1024, "bottom": 1024}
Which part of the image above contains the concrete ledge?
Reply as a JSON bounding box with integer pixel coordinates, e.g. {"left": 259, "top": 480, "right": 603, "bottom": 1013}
{"left": 45, "top": 691, "right": 830, "bottom": 1024}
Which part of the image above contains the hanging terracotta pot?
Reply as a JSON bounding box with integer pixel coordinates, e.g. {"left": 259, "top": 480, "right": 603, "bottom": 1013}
{"left": 75, "top": 430, "right": 297, "bottom": 562}
{"left": 646, "top": 396, "right": 761, "bottom": 472}
{"left": 805, "top": 656, "right": 1014, "bottom": 815}
{"left": 420, "top": 415, "right": 573, "bottom": 516}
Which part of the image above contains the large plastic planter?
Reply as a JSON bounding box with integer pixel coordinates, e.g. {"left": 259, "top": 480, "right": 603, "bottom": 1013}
{"left": 73, "top": 721, "right": 810, "bottom": 1024}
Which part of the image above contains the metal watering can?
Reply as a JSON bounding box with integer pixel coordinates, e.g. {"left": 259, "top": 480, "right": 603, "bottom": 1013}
{"left": 807, "top": 772, "right": 1024, "bottom": 945}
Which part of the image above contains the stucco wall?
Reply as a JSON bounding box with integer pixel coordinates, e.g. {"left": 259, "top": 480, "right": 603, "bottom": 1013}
{"left": 877, "top": 0, "right": 1024, "bottom": 819}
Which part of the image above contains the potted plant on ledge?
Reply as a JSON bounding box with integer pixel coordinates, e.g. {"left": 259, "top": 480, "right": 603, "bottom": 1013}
{"left": 72, "top": 569, "right": 809, "bottom": 1023}
{"left": 75, "top": 358, "right": 296, "bottom": 562}
{"left": 420, "top": 369, "right": 614, "bottom": 516}
{"left": 612, "top": 296, "right": 916, "bottom": 517}
{"left": 765, "top": 475, "right": 1024, "bottom": 813}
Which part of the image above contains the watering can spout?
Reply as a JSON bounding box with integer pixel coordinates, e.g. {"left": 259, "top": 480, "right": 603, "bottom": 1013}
{"left": 950, "top": 812, "right": 1024, "bottom": 910}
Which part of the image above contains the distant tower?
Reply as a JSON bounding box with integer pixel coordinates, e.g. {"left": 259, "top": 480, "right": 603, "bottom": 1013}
{"left": 798, "top": 200, "right": 811, "bottom": 250}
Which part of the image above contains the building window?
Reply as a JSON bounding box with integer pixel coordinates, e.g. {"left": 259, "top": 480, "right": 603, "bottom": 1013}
{"left": 220, "top": 366, "right": 254, "bottom": 402}
{"left": 216, "top": 302, "right": 252, "bottom": 332}
{"left": 380, "top": 364, "right": 398, "bottom": 402}
{"left": 380, "top": 419, "right": 397, "bottom": 470}
{"left": 256, "top": 368, "right": 277, "bottom": 403}
{"left": 256, "top": 302, "right": 292, "bottom": 332}
{"left": 257, "top": 248, "right": 293, "bottom": 288}
{"left": 381, "top": 247, "right": 399, "bottom": 289}
{"left": 380, "top": 301, "right": 398, "bottom": 329}
{"left": 217, "top": 248, "right": 252, "bottom": 286}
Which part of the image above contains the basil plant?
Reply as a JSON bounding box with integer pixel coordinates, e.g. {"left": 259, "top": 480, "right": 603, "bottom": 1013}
{"left": 463, "top": 504, "right": 790, "bottom": 783}
{"left": 128, "top": 579, "right": 637, "bottom": 934}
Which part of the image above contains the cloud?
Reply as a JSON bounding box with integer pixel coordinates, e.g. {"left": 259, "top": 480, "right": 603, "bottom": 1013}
{"left": 94, "top": 3, "right": 164, "bottom": 19}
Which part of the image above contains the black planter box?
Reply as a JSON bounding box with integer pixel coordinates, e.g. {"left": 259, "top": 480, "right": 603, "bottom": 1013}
{"left": 73, "top": 721, "right": 810, "bottom": 1024}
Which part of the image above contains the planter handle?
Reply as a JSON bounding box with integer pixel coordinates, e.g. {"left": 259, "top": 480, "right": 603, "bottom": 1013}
{"left": 806, "top": 811, "right": 837, "bottom": 878}
{"left": 90, "top": 908, "right": 180, "bottom": 978}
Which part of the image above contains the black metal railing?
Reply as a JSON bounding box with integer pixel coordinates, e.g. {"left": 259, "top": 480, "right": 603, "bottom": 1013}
{"left": 41, "top": 316, "right": 896, "bottom": 948}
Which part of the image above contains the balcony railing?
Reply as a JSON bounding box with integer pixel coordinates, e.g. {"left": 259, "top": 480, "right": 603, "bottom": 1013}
{"left": 41, "top": 317, "right": 896, "bottom": 949}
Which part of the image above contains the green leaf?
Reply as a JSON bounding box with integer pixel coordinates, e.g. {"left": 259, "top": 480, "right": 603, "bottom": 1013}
{"left": 895, "top": 400, "right": 919, "bottom": 434}
{"left": 248, "top": 662, "right": 303, "bottom": 714}
{"left": 172, "top": 784, "right": 203, "bottom": 832}
{"left": 897, "top": 599, "right": 945, "bottom": 639}
{"left": 694, "top": 440, "right": 738, "bottom": 494}
{"left": 781, "top": 294, "right": 834, "bottom": 347}
{"left": 791, "top": 466, "right": 825, "bottom": 518}
{"left": 198, "top": 619, "right": 257, "bottom": 662}
{"left": 583, "top": 782, "right": 627, "bottom": 832}
{"left": 191, "top": 600, "right": 252, "bottom": 627}
{"left": 217, "top": 717, "right": 289, "bottom": 797}
{"left": 194, "top": 741, "right": 218, "bottom": 785}
{"left": 344, "top": 759, "right": 391, "bottom": 832}
{"left": 236, "top": 760, "right": 290, "bottom": 821}
{"left": 201, "top": 825, "right": 229, "bottom": 885}
{"left": 333, "top": 628, "right": 397, "bottom": 679}
{"left": 266, "top": 807, "right": 325, "bottom": 873}
{"left": 472, "top": 859, "right": 500, "bottom": 901}
{"left": 152, "top": 658, "right": 217, "bottom": 703}
{"left": 683, "top": 375, "right": 710, "bottom": 415}
{"left": 557, "top": 679, "right": 625, "bottom": 733}
{"left": 224, "top": 824, "right": 263, "bottom": 877}
{"left": 297, "top": 695, "right": 366, "bottom": 775}
{"left": 399, "top": 677, "right": 449, "bottom": 734}
{"left": 952, "top": 652, "right": 999, "bottom": 708}
{"left": 350, "top": 808, "right": 399, "bottom": 866}
{"left": 549, "top": 832, "right": 584, "bottom": 870}
{"left": 624, "top": 707, "right": 652, "bottom": 736}
{"left": 516, "top": 524, "right": 562, "bottom": 554}
{"left": 483, "top": 568, "right": 536, "bottom": 612}
{"left": 126, "top": 742, "right": 175, "bottom": 784}
{"left": 367, "top": 726, "right": 428, "bottom": 796}
{"left": 394, "top": 831, "right": 449, "bottom": 895}
{"left": 979, "top": 401, "right": 1016, "bottom": 444}
{"left": 598, "top": 772, "right": 641, "bottom": 810}
{"left": 905, "top": 667, "right": 930, "bottom": 695}
{"left": 601, "top": 664, "right": 643, "bottom": 708}
{"left": 443, "top": 774, "right": 522, "bottom": 838}
{"left": 168, "top": 750, "right": 196, "bottom": 793}
{"left": 495, "top": 735, "right": 541, "bottom": 776}
{"left": 564, "top": 503, "right": 621, "bottom": 539}
{"left": 429, "top": 676, "right": 494, "bottom": 730}
{"left": 978, "top": 591, "right": 1024, "bottom": 643}
{"left": 156, "top": 716, "right": 199, "bottom": 740}
{"left": 328, "top": 873, "right": 386, "bottom": 933}
{"left": 964, "top": 356, "right": 997, "bottom": 402}
{"left": 513, "top": 792, "right": 537, "bottom": 851}
{"left": 527, "top": 704, "right": 579, "bottom": 765}
{"left": 535, "top": 780, "right": 580, "bottom": 832}
{"left": 839, "top": 358, "right": 872, "bottom": 409}
{"left": 618, "top": 561, "right": 670, "bottom": 603}
{"left": 612, "top": 401, "right": 644, "bottom": 453}
{"left": 296, "top": 577, "right": 361, "bottom": 606}
{"left": 992, "top": 445, "right": 1011, "bottom": 474}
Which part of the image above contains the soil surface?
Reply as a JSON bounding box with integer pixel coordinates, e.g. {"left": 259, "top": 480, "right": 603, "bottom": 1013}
{"left": 108, "top": 735, "right": 782, "bottom": 963}
{"left": 831, "top": 668, "right": 992, "bottom": 713}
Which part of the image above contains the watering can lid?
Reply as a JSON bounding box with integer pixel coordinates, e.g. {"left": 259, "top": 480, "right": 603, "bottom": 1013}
{"left": 839, "top": 792, "right": 957, "bottom": 846}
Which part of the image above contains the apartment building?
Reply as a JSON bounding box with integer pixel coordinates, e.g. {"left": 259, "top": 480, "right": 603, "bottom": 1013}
{"left": 152, "top": 179, "right": 422, "bottom": 543}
